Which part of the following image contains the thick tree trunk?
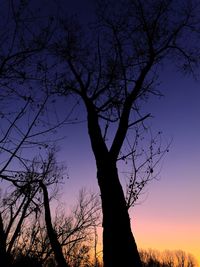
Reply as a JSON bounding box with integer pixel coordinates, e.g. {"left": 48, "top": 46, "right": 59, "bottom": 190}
{"left": 84, "top": 99, "right": 142, "bottom": 267}
{"left": 97, "top": 161, "right": 142, "bottom": 267}
{"left": 40, "top": 182, "right": 69, "bottom": 267}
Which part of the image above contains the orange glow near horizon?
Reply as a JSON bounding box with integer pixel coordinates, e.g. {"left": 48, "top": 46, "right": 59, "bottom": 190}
{"left": 133, "top": 213, "right": 200, "bottom": 266}
{"left": 94, "top": 219, "right": 200, "bottom": 266}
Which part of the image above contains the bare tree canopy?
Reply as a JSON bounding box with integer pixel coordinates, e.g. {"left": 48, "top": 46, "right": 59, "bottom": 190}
{"left": 48, "top": 0, "right": 200, "bottom": 266}
{"left": 0, "top": 0, "right": 200, "bottom": 266}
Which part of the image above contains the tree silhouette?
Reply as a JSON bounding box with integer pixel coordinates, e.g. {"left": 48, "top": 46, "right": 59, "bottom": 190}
{"left": 0, "top": 0, "right": 71, "bottom": 187}
{"left": 0, "top": 1, "right": 199, "bottom": 266}
{"left": 0, "top": 149, "right": 61, "bottom": 266}
{"left": 140, "top": 249, "right": 198, "bottom": 267}
{"left": 40, "top": 180, "right": 69, "bottom": 267}
{"left": 0, "top": 150, "right": 100, "bottom": 266}
{"left": 123, "top": 127, "right": 169, "bottom": 209}
{"left": 0, "top": 174, "right": 42, "bottom": 266}
{"left": 51, "top": 0, "right": 200, "bottom": 266}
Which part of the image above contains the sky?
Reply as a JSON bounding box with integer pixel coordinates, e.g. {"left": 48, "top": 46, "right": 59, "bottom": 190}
{"left": 46, "top": 58, "right": 200, "bottom": 265}
{"left": 132, "top": 68, "right": 200, "bottom": 264}
{"left": 1, "top": 0, "right": 200, "bottom": 265}
{"left": 48, "top": 1, "right": 200, "bottom": 264}
{"left": 58, "top": 65, "right": 200, "bottom": 265}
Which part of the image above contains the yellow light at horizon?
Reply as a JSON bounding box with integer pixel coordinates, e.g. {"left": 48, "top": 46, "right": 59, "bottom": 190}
{"left": 133, "top": 218, "right": 200, "bottom": 266}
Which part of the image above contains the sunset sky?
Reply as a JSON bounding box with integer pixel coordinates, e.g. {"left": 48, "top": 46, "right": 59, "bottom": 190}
{"left": 49, "top": 0, "right": 200, "bottom": 264}
{"left": 59, "top": 65, "right": 200, "bottom": 265}
{"left": 1, "top": 0, "right": 199, "bottom": 265}
{"left": 133, "top": 69, "right": 200, "bottom": 264}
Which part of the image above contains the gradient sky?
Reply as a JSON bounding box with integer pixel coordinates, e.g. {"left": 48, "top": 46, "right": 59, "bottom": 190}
{"left": 133, "top": 68, "right": 200, "bottom": 264}
{"left": 58, "top": 65, "right": 200, "bottom": 265}
{"left": 37, "top": 0, "right": 200, "bottom": 264}
{"left": 2, "top": 0, "right": 200, "bottom": 265}
{"left": 48, "top": 1, "right": 200, "bottom": 264}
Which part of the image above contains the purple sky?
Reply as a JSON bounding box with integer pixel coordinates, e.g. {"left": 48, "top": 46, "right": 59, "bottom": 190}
{"left": 1, "top": 0, "right": 200, "bottom": 263}
{"left": 57, "top": 62, "right": 200, "bottom": 263}
{"left": 40, "top": 0, "right": 200, "bottom": 262}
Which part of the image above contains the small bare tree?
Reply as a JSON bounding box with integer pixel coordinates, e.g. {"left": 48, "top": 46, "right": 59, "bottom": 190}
{"left": 140, "top": 249, "right": 198, "bottom": 267}
{"left": 10, "top": 151, "right": 101, "bottom": 267}
{"left": 11, "top": 187, "right": 101, "bottom": 267}
{"left": 0, "top": 178, "right": 42, "bottom": 266}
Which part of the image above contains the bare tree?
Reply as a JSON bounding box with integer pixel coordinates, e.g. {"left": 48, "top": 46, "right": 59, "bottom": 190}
{"left": 123, "top": 128, "right": 169, "bottom": 209}
{"left": 61, "top": 189, "right": 101, "bottom": 266}
{"left": 10, "top": 186, "right": 101, "bottom": 267}
{"left": 50, "top": 0, "right": 200, "bottom": 266}
{"left": 16, "top": 150, "right": 68, "bottom": 267}
{"left": 0, "top": 2, "right": 98, "bottom": 266}
{"left": 0, "top": 211, "right": 9, "bottom": 266}
{"left": 0, "top": 177, "right": 42, "bottom": 266}
{"left": 1, "top": 1, "right": 199, "bottom": 266}
{"left": 40, "top": 180, "right": 69, "bottom": 267}
{"left": 32, "top": 152, "right": 69, "bottom": 267}
{"left": 11, "top": 151, "right": 101, "bottom": 267}
{"left": 140, "top": 249, "right": 198, "bottom": 267}
{"left": 0, "top": 147, "right": 62, "bottom": 266}
{"left": 40, "top": 182, "right": 100, "bottom": 267}
{"left": 0, "top": 0, "right": 73, "bottom": 188}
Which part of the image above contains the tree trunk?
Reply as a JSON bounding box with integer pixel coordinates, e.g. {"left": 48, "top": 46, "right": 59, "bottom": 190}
{"left": 0, "top": 213, "right": 10, "bottom": 267}
{"left": 97, "top": 160, "right": 142, "bottom": 267}
{"left": 7, "top": 197, "right": 31, "bottom": 254}
{"left": 40, "top": 182, "right": 69, "bottom": 267}
{"left": 84, "top": 99, "right": 142, "bottom": 267}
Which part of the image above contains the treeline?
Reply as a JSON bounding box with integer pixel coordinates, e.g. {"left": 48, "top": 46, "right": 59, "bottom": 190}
{"left": 5, "top": 244, "right": 199, "bottom": 267}
{"left": 140, "top": 249, "right": 198, "bottom": 267}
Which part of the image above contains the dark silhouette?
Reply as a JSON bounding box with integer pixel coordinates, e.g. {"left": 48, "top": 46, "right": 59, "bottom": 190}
{"left": 51, "top": 0, "right": 200, "bottom": 266}
{"left": 40, "top": 181, "right": 69, "bottom": 267}
{"left": 140, "top": 249, "right": 198, "bottom": 267}
{"left": 0, "top": 213, "right": 10, "bottom": 267}
{"left": 0, "top": 1, "right": 199, "bottom": 266}
{"left": 0, "top": 151, "right": 100, "bottom": 267}
{"left": 0, "top": 176, "right": 42, "bottom": 267}
{"left": 12, "top": 254, "right": 42, "bottom": 267}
